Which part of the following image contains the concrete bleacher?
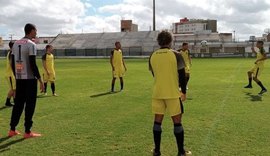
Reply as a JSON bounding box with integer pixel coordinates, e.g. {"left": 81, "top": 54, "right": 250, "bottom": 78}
{"left": 50, "top": 31, "right": 160, "bottom": 57}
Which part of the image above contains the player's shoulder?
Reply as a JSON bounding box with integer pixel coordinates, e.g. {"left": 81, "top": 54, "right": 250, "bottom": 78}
{"left": 171, "top": 49, "right": 181, "bottom": 55}
{"left": 42, "top": 53, "right": 47, "bottom": 60}
{"left": 111, "top": 49, "right": 115, "bottom": 55}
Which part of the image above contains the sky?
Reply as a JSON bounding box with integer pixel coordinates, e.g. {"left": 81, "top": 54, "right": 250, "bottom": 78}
{"left": 0, "top": 0, "right": 270, "bottom": 41}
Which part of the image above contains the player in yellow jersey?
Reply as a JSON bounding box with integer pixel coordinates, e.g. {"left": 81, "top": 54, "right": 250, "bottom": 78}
{"left": 178, "top": 43, "right": 191, "bottom": 89}
{"left": 110, "top": 41, "right": 127, "bottom": 92}
{"left": 149, "top": 31, "right": 192, "bottom": 156}
{"left": 4, "top": 41, "right": 16, "bottom": 107}
{"left": 42, "top": 45, "right": 57, "bottom": 96}
{"left": 244, "top": 41, "right": 267, "bottom": 95}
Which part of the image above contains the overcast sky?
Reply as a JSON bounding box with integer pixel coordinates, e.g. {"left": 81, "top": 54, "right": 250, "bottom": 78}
{"left": 0, "top": 0, "right": 270, "bottom": 41}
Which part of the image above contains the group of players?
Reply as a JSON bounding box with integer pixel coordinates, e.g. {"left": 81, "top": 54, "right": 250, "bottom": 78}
{"left": 1, "top": 23, "right": 267, "bottom": 155}
{"left": 2, "top": 23, "right": 57, "bottom": 139}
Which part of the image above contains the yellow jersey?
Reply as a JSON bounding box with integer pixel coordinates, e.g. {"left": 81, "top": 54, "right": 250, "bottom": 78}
{"left": 42, "top": 53, "right": 55, "bottom": 73}
{"left": 149, "top": 48, "right": 185, "bottom": 99}
{"left": 255, "top": 48, "right": 266, "bottom": 67}
{"left": 179, "top": 49, "right": 191, "bottom": 67}
{"left": 112, "top": 49, "right": 124, "bottom": 71}
{"left": 5, "top": 51, "right": 15, "bottom": 78}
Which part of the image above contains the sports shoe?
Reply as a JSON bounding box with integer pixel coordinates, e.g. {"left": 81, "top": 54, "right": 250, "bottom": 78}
{"left": 244, "top": 85, "right": 252, "bottom": 88}
{"left": 258, "top": 89, "right": 267, "bottom": 95}
{"left": 152, "top": 149, "right": 161, "bottom": 156}
{"left": 44, "top": 92, "right": 47, "bottom": 96}
{"left": 8, "top": 130, "right": 21, "bottom": 137}
{"left": 178, "top": 150, "right": 192, "bottom": 156}
{"left": 53, "top": 93, "right": 58, "bottom": 96}
{"left": 5, "top": 103, "right": 14, "bottom": 107}
{"left": 24, "top": 132, "right": 42, "bottom": 139}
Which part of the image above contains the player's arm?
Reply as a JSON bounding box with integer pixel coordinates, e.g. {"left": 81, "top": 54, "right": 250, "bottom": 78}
{"left": 29, "top": 44, "right": 44, "bottom": 92}
{"left": 122, "top": 57, "right": 127, "bottom": 71}
{"left": 188, "top": 50, "right": 192, "bottom": 66}
{"left": 110, "top": 50, "right": 114, "bottom": 71}
{"left": 251, "top": 47, "right": 257, "bottom": 53}
{"left": 42, "top": 55, "right": 49, "bottom": 75}
{"left": 11, "top": 54, "right": 15, "bottom": 77}
{"left": 178, "top": 68, "right": 186, "bottom": 94}
{"left": 148, "top": 53, "right": 154, "bottom": 77}
{"left": 174, "top": 51, "right": 187, "bottom": 100}
{"left": 256, "top": 53, "right": 267, "bottom": 63}
{"left": 29, "top": 56, "right": 44, "bottom": 91}
{"left": 8, "top": 52, "right": 15, "bottom": 76}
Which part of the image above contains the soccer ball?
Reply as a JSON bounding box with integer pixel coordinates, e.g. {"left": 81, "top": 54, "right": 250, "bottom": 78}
{"left": 201, "top": 40, "right": 207, "bottom": 47}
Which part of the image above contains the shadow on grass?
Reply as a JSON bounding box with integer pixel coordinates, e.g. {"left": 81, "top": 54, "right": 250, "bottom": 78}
{"left": 0, "top": 106, "right": 12, "bottom": 112}
{"left": 0, "top": 137, "right": 24, "bottom": 153}
{"left": 90, "top": 91, "right": 120, "bottom": 98}
{"left": 244, "top": 92, "right": 262, "bottom": 102}
{"left": 37, "top": 95, "right": 50, "bottom": 98}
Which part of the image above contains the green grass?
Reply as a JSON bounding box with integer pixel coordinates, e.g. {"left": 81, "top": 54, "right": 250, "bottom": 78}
{"left": 0, "top": 58, "right": 270, "bottom": 156}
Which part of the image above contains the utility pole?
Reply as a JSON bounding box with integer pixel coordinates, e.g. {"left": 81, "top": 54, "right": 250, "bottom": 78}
{"left": 153, "top": 0, "right": 156, "bottom": 31}
{"left": 9, "top": 34, "right": 14, "bottom": 41}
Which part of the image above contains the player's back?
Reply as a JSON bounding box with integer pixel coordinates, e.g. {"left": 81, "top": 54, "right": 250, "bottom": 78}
{"left": 179, "top": 49, "right": 190, "bottom": 66}
{"left": 150, "top": 48, "right": 179, "bottom": 99}
{"left": 12, "top": 38, "right": 36, "bottom": 79}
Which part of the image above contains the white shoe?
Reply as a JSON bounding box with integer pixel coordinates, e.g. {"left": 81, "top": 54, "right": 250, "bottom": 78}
{"left": 53, "top": 93, "right": 58, "bottom": 96}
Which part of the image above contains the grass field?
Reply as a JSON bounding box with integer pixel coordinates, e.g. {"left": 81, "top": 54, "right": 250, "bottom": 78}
{"left": 0, "top": 58, "right": 270, "bottom": 156}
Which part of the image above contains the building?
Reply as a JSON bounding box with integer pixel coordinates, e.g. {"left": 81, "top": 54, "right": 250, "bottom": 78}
{"left": 121, "top": 20, "right": 138, "bottom": 32}
{"left": 172, "top": 17, "right": 217, "bottom": 34}
{"left": 173, "top": 32, "right": 233, "bottom": 44}
{"left": 0, "top": 37, "right": 3, "bottom": 46}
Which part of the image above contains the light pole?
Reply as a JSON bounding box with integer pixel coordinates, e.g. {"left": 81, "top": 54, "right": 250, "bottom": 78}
{"left": 153, "top": 0, "right": 156, "bottom": 31}
{"left": 9, "top": 34, "right": 14, "bottom": 41}
{"left": 233, "top": 30, "right": 235, "bottom": 42}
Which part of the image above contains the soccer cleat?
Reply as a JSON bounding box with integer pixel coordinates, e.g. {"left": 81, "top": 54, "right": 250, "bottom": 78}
{"left": 152, "top": 149, "right": 161, "bottom": 156}
{"left": 244, "top": 85, "right": 252, "bottom": 88}
{"left": 53, "top": 93, "right": 58, "bottom": 96}
{"left": 5, "top": 103, "right": 14, "bottom": 107}
{"left": 24, "top": 132, "right": 42, "bottom": 139}
{"left": 258, "top": 89, "right": 267, "bottom": 95}
{"left": 44, "top": 92, "right": 48, "bottom": 96}
{"left": 8, "top": 130, "right": 21, "bottom": 137}
{"left": 178, "top": 150, "right": 192, "bottom": 156}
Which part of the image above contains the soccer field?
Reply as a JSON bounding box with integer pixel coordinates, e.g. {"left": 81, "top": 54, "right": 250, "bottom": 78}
{"left": 0, "top": 58, "right": 270, "bottom": 156}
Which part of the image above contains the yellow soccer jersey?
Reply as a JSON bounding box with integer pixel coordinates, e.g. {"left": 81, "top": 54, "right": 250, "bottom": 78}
{"left": 42, "top": 53, "right": 55, "bottom": 73}
{"left": 149, "top": 48, "right": 185, "bottom": 99}
{"left": 255, "top": 48, "right": 266, "bottom": 67}
{"left": 179, "top": 49, "right": 191, "bottom": 66}
{"left": 112, "top": 49, "right": 124, "bottom": 71}
{"left": 5, "top": 51, "right": 15, "bottom": 77}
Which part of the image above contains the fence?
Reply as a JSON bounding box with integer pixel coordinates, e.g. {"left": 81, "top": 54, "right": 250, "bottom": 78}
{"left": 0, "top": 46, "right": 266, "bottom": 58}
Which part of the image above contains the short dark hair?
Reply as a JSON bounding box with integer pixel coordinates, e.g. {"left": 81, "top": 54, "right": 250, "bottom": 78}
{"left": 182, "top": 42, "right": 188, "bottom": 46}
{"left": 257, "top": 41, "right": 264, "bottom": 45}
{"left": 46, "top": 44, "right": 52, "bottom": 50}
{"left": 24, "top": 23, "right": 36, "bottom": 35}
{"left": 9, "top": 41, "right": 14, "bottom": 49}
{"left": 115, "top": 41, "right": 120, "bottom": 46}
{"left": 157, "top": 31, "right": 172, "bottom": 46}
